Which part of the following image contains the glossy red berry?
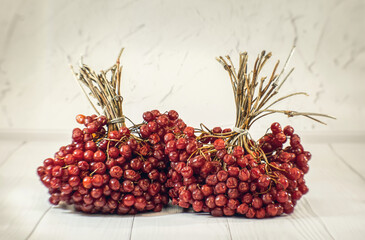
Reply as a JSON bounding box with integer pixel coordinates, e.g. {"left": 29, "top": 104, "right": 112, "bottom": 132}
{"left": 213, "top": 139, "right": 225, "bottom": 150}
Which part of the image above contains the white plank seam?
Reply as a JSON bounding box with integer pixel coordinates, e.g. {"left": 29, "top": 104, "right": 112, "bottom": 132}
{"left": 301, "top": 198, "right": 335, "bottom": 240}
{"left": 129, "top": 215, "right": 135, "bottom": 240}
{"left": 25, "top": 206, "right": 52, "bottom": 240}
{"left": 328, "top": 144, "right": 365, "bottom": 182}
{"left": 0, "top": 140, "right": 27, "bottom": 168}
{"left": 225, "top": 218, "right": 233, "bottom": 240}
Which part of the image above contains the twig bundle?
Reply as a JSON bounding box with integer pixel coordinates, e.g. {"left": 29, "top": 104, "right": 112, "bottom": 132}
{"left": 71, "top": 49, "right": 125, "bottom": 132}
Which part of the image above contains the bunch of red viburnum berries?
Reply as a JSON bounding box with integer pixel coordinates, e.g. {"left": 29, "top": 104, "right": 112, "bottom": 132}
{"left": 37, "top": 49, "right": 333, "bottom": 218}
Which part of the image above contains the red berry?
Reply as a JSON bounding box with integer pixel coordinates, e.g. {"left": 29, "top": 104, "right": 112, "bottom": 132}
{"left": 192, "top": 189, "right": 204, "bottom": 201}
{"left": 176, "top": 138, "right": 187, "bottom": 150}
{"left": 283, "top": 201, "right": 294, "bottom": 214}
{"left": 164, "top": 133, "right": 175, "bottom": 143}
{"left": 108, "top": 130, "right": 121, "bottom": 140}
{"left": 276, "top": 190, "right": 289, "bottom": 203}
{"left": 288, "top": 167, "right": 301, "bottom": 180}
{"left": 94, "top": 150, "right": 106, "bottom": 162}
{"left": 213, "top": 139, "right": 225, "bottom": 150}
{"left": 201, "top": 185, "right": 213, "bottom": 196}
{"left": 271, "top": 122, "right": 282, "bottom": 134}
{"left": 183, "top": 127, "right": 195, "bottom": 137}
{"left": 85, "top": 141, "right": 97, "bottom": 151}
{"left": 120, "top": 145, "right": 132, "bottom": 159}
{"left": 246, "top": 208, "right": 256, "bottom": 218}
{"left": 181, "top": 166, "right": 193, "bottom": 178}
{"left": 233, "top": 146, "right": 244, "bottom": 158}
{"left": 68, "top": 176, "right": 80, "bottom": 187}
{"left": 123, "top": 194, "right": 135, "bottom": 207}
{"left": 135, "top": 197, "right": 147, "bottom": 211}
{"left": 298, "top": 184, "right": 309, "bottom": 194}
{"left": 119, "top": 126, "right": 130, "bottom": 137}
{"left": 192, "top": 200, "right": 204, "bottom": 212}
{"left": 250, "top": 168, "right": 262, "bottom": 179}
{"left": 122, "top": 180, "right": 134, "bottom": 192}
{"left": 72, "top": 128, "right": 84, "bottom": 142}
{"left": 109, "top": 178, "right": 120, "bottom": 191}
{"left": 68, "top": 165, "right": 80, "bottom": 176}
{"left": 237, "top": 203, "right": 249, "bottom": 215}
{"left": 92, "top": 174, "right": 104, "bottom": 187}
{"left": 76, "top": 114, "right": 86, "bottom": 124}
{"left": 97, "top": 116, "right": 107, "bottom": 126}
{"left": 226, "top": 177, "right": 238, "bottom": 189}
{"left": 87, "top": 122, "right": 99, "bottom": 134}
{"left": 266, "top": 204, "right": 278, "bottom": 217}
{"left": 216, "top": 170, "right": 228, "bottom": 182}
{"left": 215, "top": 194, "right": 228, "bottom": 207}
{"left": 43, "top": 158, "right": 54, "bottom": 167}
{"left": 296, "top": 154, "right": 308, "bottom": 168}
{"left": 227, "top": 166, "right": 239, "bottom": 177}
{"left": 156, "top": 115, "right": 169, "bottom": 127}
{"left": 189, "top": 156, "right": 205, "bottom": 168}
{"left": 73, "top": 149, "right": 84, "bottom": 160}
{"left": 168, "top": 110, "right": 179, "bottom": 120}
{"left": 148, "top": 121, "right": 158, "bottom": 133}
{"left": 143, "top": 111, "right": 154, "bottom": 122}
{"left": 223, "top": 154, "right": 235, "bottom": 165}
{"left": 130, "top": 158, "right": 143, "bottom": 171}
{"left": 238, "top": 169, "right": 250, "bottom": 181}
{"left": 238, "top": 182, "right": 249, "bottom": 193}
{"left": 214, "top": 182, "right": 227, "bottom": 194}
{"left": 277, "top": 175, "right": 289, "bottom": 190}
{"left": 83, "top": 176, "right": 92, "bottom": 189}
{"left": 252, "top": 197, "right": 263, "bottom": 209}
{"left": 51, "top": 166, "right": 63, "bottom": 177}
{"left": 237, "top": 157, "right": 248, "bottom": 168}
{"left": 258, "top": 175, "right": 271, "bottom": 188}
{"left": 283, "top": 125, "right": 294, "bottom": 136}
{"left": 292, "top": 190, "right": 303, "bottom": 201}
{"left": 110, "top": 166, "right": 123, "bottom": 179}
{"left": 275, "top": 133, "right": 287, "bottom": 143}
{"left": 212, "top": 127, "right": 222, "bottom": 134}
{"left": 140, "top": 124, "right": 151, "bottom": 138}
{"left": 92, "top": 162, "right": 106, "bottom": 174}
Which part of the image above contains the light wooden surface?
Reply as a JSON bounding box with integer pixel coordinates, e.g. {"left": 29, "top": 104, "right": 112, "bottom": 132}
{"left": 0, "top": 135, "right": 364, "bottom": 240}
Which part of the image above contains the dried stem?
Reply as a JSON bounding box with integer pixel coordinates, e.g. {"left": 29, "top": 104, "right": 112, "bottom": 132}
{"left": 216, "top": 46, "right": 335, "bottom": 145}
{"left": 196, "top": 47, "right": 335, "bottom": 177}
{"left": 71, "top": 49, "right": 126, "bottom": 132}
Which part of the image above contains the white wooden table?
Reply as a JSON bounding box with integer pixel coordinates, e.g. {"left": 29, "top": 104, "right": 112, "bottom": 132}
{"left": 0, "top": 133, "right": 364, "bottom": 240}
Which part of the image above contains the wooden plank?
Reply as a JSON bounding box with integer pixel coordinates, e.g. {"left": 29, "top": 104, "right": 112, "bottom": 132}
{"left": 0, "top": 140, "right": 60, "bottom": 239}
{"left": 28, "top": 207, "right": 133, "bottom": 240}
{"left": 329, "top": 143, "right": 365, "bottom": 181}
{"left": 0, "top": 139, "right": 25, "bottom": 166}
{"left": 228, "top": 197, "right": 334, "bottom": 240}
{"left": 130, "top": 205, "right": 233, "bottom": 240}
{"left": 297, "top": 143, "right": 365, "bottom": 239}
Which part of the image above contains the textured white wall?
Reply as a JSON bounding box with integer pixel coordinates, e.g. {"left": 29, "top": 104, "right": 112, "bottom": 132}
{"left": 0, "top": 0, "right": 364, "bottom": 136}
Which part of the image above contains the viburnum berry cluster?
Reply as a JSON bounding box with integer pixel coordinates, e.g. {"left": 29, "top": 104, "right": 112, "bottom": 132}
{"left": 37, "top": 112, "right": 176, "bottom": 214}
{"left": 165, "top": 49, "right": 332, "bottom": 218}
{"left": 36, "top": 50, "right": 178, "bottom": 214}
{"left": 166, "top": 122, "right": 311, "bottom": 218}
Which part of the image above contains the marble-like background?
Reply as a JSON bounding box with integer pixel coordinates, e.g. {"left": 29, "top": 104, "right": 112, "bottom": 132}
{"left": 0, "top": 0, "right": 364, "bottom": 136}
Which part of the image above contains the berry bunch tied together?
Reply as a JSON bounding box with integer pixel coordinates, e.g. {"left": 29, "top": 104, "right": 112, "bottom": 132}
{"left": 37, "top": 112, "right": 175, "bottom": 214}
{"left": 166, "top": 122, "right": 311, "bottom": 218}
{"left": 37, "top": 50, "right": 174, "bottom": 214}
{"left": 165, "top": 48, "right": 334, "bottom": 218}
